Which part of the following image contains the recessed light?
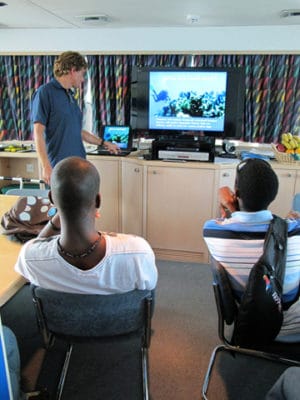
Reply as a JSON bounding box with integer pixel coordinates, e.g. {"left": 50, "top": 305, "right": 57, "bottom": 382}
{"left": 186, "top": 14, "right": 200, "bottom": 25}
{"left": 280, "top": 9, "right": 300, "bottom": 18}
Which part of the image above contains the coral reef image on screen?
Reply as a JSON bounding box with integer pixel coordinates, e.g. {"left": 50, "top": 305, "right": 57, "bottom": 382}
{"left": 149, "top": 70, "right": 227, "bottom": 132}
{"left": 103, "top": 126, "right": 129, "bottom": 149}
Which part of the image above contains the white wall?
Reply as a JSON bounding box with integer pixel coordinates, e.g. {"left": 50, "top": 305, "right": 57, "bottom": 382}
{"left": 0, "top": 25, "right": 299, "bottom": 53}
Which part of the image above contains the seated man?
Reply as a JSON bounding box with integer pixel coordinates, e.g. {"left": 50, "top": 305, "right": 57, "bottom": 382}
{"left": 203, "top": 158, "right": 300, "bottom": 342}
{"left": 15, "top": 157, "right": 158, "bottom": 294}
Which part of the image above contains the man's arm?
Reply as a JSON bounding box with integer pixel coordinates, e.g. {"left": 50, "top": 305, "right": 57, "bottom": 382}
{"left": 218, "top": 186, "right": 239, "bottom": 218}
{"left": 39, "top": 212, "right": 60, "bottom": 238}
{"left": 81, "top": 129, "right": 120, "bottom": 154}
{"left": 34, "top": 122, "right": 52, "bottom": 185}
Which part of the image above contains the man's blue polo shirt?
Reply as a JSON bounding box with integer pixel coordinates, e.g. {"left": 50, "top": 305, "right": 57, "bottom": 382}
{"left": 31, "top": 78, "right": 86, "bottom": 167}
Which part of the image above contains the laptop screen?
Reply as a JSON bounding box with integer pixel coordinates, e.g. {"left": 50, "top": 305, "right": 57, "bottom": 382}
{"left": 102, "top": 126, "right": 132, "bottom": 150}
{"left": 0, "top": 316, "right": 13, "bottom": 400}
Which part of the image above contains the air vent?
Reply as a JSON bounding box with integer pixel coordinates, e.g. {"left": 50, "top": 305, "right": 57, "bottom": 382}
{"left": 76, "top": 14, "right": 112, "bottom": 25}
{"left": 280, "top": 9, "right": 300, "bottom": 18}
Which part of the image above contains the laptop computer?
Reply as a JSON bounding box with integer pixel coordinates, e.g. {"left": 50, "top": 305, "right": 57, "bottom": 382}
{"left": 90, "top": 125, "right": 133, "bottom": 156}
{"left": 0, "top": 315, "right": 14, "bottom": 400}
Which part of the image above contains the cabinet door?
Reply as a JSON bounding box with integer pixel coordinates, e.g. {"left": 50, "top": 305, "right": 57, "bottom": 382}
{"left": 121, "top": 161, "right": 144, "bottom": 236}
{"left": 91, "top": 158, "right": 120, "bottom": 233}
{"left": 219, "top": 168, "right": 236, "bottom": 190}
{"left": 146, "top": 166, "right": 215, "bottom": 258}
{"left": 294, "top": 171, "right": 300, "bottom": 197}
{"left": 0, "top": 156, "right": 40, "bottom": 191}
{"left": 270, "top": 167, "right": 296, "bottom": 217}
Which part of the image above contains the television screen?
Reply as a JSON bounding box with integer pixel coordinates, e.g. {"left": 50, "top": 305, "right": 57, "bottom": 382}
{"left": 149, "top": 70, "right": 227, "bottom": 132}
{"left": 131, "top": 66, "right": 245, "bottom": 139}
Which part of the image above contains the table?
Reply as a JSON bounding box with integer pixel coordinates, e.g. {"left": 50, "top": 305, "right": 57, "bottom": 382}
{"left": 0, "top": 195, "right": 26, "bottom": 306}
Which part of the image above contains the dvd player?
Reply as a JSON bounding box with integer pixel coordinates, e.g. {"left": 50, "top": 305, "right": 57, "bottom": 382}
{"left": 151, "top": 136, "right": 215, "bottom": 162}
{"left": 158, "top": 150, "right": 210, "bottom": 161}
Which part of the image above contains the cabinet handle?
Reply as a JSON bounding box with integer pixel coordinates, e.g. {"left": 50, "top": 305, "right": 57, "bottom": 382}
{"left": 287, "top": 173, "right": 292, "bottom": 178}
{"left": 134, "top": 168, "right": 140, "bottom": 173}
{"left": 222, "top": 172, "right": 230, "bottom": 177}
{"left": 152, "top": 170, "right": 157, "bottom": 175}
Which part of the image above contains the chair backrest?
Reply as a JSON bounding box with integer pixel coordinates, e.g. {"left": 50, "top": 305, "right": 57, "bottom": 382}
{"left": 31, "top": 285, "right": 154, "bottom": 340}
{"left": 6, "top": 188, "right": 49, "bottom": 197}
{"left": 293, "top": 193, "right": 300, "bottom": 212}
{"left": 211, "top": 258, "right": 238, "bottom": 344}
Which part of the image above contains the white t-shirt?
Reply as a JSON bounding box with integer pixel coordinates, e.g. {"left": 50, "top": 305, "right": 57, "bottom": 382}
{"left": 15, "top": 232, "right": 158, "bottom": 294}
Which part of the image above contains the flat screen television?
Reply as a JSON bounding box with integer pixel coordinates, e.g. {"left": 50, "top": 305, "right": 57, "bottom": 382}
{"left": 130, "top": 66, "right": 245, "bottom": 139}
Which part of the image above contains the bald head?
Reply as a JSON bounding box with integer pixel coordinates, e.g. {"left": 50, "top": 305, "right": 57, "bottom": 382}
{"left": 50, "top": 157, "right": 100, "bottom": 217}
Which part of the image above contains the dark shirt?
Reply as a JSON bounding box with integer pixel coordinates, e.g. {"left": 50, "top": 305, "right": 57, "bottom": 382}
{"left": 31, "top": 78, "right": 86, "bottom": 167}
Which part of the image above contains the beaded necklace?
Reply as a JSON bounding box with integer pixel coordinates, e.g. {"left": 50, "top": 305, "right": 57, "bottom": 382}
{"left": 57, "top": 232, "right": 101, "bottom": 259}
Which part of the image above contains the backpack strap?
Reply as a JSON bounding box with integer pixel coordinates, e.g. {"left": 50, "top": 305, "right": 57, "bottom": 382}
{"left": 262, "top": 215, "right": 288, "bottom": 295}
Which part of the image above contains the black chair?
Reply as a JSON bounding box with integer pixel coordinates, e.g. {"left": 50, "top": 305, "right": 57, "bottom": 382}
{"left": 202, "top": 258, "right": 300, "bottom": 400}
{"left": 31, "top": 285, "right": 154, "bottom": 400}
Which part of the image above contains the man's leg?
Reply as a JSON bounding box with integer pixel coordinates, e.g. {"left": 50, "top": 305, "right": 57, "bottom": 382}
{"left": 3, "top": 326, "right": 22, "bottom": 400}
{"left": 266, "top": 366, "right": 300, "bottom": 400}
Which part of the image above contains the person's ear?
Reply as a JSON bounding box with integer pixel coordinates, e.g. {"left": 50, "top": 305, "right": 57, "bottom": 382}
{"left": 96, "top": 193, "right": 101, "bottom": 209}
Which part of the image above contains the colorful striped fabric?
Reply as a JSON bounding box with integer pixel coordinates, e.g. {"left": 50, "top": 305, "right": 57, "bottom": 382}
{"left": 0, "top": 54, "right": 299, "bottom": 142}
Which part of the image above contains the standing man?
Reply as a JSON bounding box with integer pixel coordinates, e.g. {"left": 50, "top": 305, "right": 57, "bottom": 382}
{"left": 32, "top": 51, "right": 119, "bottom": 185}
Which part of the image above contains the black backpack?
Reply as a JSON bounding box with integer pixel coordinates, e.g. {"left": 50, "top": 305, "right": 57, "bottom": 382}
{"left": 232, "top": 215, "right": 288, "bottom": 347}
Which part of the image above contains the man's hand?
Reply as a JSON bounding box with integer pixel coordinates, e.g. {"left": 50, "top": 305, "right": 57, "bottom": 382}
{"left": 286, "top": 210, "right": 300, "bottom": 220}
{"left": 103, "top": 141, "right": 121, "bottom": 154}
{"left": 219, "top": 186, "right": 238, "bottom": 218}
{"left": 42, "top": 164, "right": 52, "bottom": 186}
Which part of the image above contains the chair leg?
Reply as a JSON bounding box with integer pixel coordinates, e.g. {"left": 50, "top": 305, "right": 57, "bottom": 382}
{"left": 202, "top": 345, "right": 227, "bottom": 400}
{"left": 56, "top": 344, "right": 73, "bottom": 400}
{"left": 142, "top": 347, "right": 149, "bottom": 400}
{"left": 202, "top": 344, "right": 300, "bottom": 399}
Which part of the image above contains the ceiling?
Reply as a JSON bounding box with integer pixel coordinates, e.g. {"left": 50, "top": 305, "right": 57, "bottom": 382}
{"left": 0, "top": 0, "right": 300, "bottom": 29}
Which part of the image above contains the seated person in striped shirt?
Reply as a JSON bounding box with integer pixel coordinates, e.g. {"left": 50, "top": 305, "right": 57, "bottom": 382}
{"left": 203, "top": 158, "right": 300, "bottom": 343}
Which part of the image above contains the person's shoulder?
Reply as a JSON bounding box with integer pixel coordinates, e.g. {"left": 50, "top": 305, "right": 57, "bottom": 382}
{"left": 203, "top": 218, "right": 230, "bottom": 230}
{"left": 104, "top": 232, "right": 153, "bottom": 253}
{"left": 286, "top": 217, "right": 300, "bottom": 233}
{"left": 35, "top": 79, "right": 58, "bottom": 95}
{"left": 22, "top": 236, "right": 58, "bottom": 257}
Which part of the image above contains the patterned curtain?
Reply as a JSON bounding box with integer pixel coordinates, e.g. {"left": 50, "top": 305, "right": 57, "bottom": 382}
{"left": 85, "top": 54, "right": 133, "bottom": 133}
{"left": 0, "top": 53, "right": 299, "bottom": 143}
{"left": 0, "top": 55, "right": 55, "bottom": 140}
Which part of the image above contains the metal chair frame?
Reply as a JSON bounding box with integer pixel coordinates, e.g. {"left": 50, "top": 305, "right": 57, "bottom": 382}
{"left": 32, "top": 285, "right": 154, "bottom": 400}
{"left": 202, "top": 258, "right": 300, "bottom": 399}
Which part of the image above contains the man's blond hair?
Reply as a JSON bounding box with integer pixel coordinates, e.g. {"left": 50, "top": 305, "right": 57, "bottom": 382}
{"left": 53, "top": 51, "right": 88, "bottom": 77}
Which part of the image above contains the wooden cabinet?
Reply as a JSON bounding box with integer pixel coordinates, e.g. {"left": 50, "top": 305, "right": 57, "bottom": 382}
{"left": 90, "top": 157, "right": 120, "bottom": 233}
{"left": 4, "top": 150, "right": 300, "bottom": 262}
{"left": 121, "top": 159, "right": 144, "bottom": 236}
{"left": 0, "top": 153, "right": 41, "bottom": 191}
{"left": 212, "top": 166, "right": 236, "bottom": 218}
{"left": 294, "top": 170, "right": 300, "bottom": 197}
{"left": 271, "top": 166, "right": 297, "bottom": 217}
{"left": 146, "top": 165, "right": 215, "bottom": 262}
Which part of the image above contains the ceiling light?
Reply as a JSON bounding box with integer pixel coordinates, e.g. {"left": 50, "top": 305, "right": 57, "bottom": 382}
{"left": 280, "top": 9, "right": 300, "bottom": 18}
{"left": 76, "top": 14, "right": 112, "bottom": 25}
{"left": 186, "top": 14, "right": 200, "bottom": 25}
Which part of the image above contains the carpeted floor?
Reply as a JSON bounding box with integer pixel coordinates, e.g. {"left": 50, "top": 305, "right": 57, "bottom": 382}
{"left": 149, "top": 260, "right": 218, "bottom": 400}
